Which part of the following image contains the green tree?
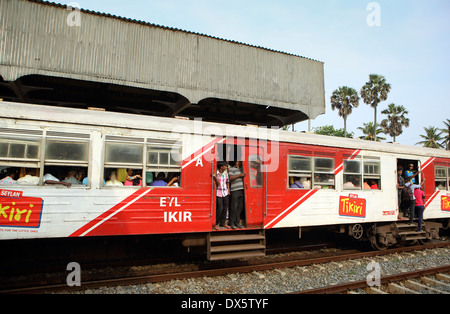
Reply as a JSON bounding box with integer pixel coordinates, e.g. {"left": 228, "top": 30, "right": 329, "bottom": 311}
{"left": 442, "top": 119, "right": 450, "bottom": 150}
{"left": 330, "top": 86, "right": 359, "bottom": 138}
{"left": 360, "top": 74, "right": 391, "bottom": 141}
{"left": 380, "top": 103, "right": 410, "bottom": 143}
{"left": 357, "top": 122, "right": 386, "bottom": 142}
{"left": 416, "top": 126, "right": 444, "bottom": 149}
{"left": 313, "top": 125, "right": 355, "bottom": 138}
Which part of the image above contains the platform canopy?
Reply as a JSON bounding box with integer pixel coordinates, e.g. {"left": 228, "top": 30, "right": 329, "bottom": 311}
{"left": 0, "top": 0, "right": 325, "bottom": 127}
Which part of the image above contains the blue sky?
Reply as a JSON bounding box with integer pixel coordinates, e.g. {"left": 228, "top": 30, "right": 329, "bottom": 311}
{"left": 71, "top": 0, "right": 449, "bottom": 146}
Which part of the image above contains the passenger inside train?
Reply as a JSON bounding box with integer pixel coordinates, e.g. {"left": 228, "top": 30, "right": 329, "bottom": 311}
{"left": 215, "top": 144, "right": 247, "bottom": 229}
{"left": 228, "top": 161, "right": 246, "bottom": 229}
{"left": 102, "top": 168, "right": 181, "bottom": 187}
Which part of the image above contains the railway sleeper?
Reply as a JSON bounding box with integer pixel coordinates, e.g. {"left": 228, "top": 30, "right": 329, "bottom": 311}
{"left": 352, "top": 275, "right": 450, "bottom": 294}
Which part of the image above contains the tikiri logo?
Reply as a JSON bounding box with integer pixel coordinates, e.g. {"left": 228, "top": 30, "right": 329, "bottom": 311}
{"left": 339, "top": 194, "right": 366, "bottom": 218}
{"left": 0, "top": 189, "right": 43, "bottom": 228}
{"left": 442, "top": 195, "right": 450, "bottom": 212}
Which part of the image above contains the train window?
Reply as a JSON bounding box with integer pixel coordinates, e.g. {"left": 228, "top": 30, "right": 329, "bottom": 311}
{"left": 314, "top": 158, "right": 334, "bottom": 172}
{"left": 103, "top": 138, "right": 182, "bottom": 188}
{"left": 103, "top": 137, "right": 144, "bottom": 187}
{"left": 0, "top": 137, "right": 41, "bottom": 160}
{"left": 344, "top": 158, "right": 361, "bottom": 174}
{"left": 147, "top": 146, "right": 182, "bottom": 168}
{"left": 344, "top": 157, "right": 362, "bottom": 190}
{"left": 45, "top": 140, "right": 89, "bottom": 163}
{"left": 313, "top": 158, "right": 335, "bottom": 189}
{"left": 0, "top": 130, "right": 92, "bottom": 187}
{"left": 344, "top": 156, "right": 381, "bottom": 190}
{"left": 44, "top": 134, "right": 90, "bottom": 187}
{"left": 146, "top": 144, "right": 182, "bottom": 187}
{"left": 288, "top": 156, "right": 312, "bottom": 189}
{"left": 249, "top": 155, "right": 263, "bottom": 188}
{"left": 288, "top": 155, "right": 336, "bottom": 190}
{"left": 105, "top": 142, "right": 143, "bottom": 165}
{"left": 363, "top": 158, "right": 381, "bottom": 190}
{"left": 0, "top": 133, "right": 42, "bottom": 185}
{"left": 289, "top": 156, "right": 312, "bottom": 172}
{"left": 435, "top": 166, "right": 448, "bottom": 191}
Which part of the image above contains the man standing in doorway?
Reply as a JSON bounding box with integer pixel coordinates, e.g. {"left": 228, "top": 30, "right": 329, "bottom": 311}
{"left": 229, "top": 161, "right": 246, "bottom": 229}
{"left": 405, "top": 164, "right": 418, "bottom": 184}
{"left": 404, "top": 171, "right": 425, "bottom": 225}
{"left": 212, "top": 162, "right": 230, "bottom": 230}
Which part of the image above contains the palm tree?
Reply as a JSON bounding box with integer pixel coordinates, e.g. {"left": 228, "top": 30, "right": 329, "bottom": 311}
{"left": 360, "top": 74, "right": 391, "bottom": 141}
{"left": 330, "top": 86, "right": 359, "bottom": 137}
{"left": 416, "top": 126, "right": 444, "bottom": 149}
{"left": 442, "top": 119, "right": 450, "bottom": 150}
{"left": 357, "top": 122, "right": 386, "bottom": 142}
{"left": 380, "top": 103, "right": 410, "bottom": 143}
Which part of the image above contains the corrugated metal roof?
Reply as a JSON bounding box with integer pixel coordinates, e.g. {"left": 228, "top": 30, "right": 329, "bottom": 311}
{"left": 26, "top": 0, "right": 323, "bottom": 63}
{"left": 1, "top": 0, "right": 325, "bottom": 125}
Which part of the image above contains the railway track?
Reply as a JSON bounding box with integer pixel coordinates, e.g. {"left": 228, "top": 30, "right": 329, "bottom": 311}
{"left": 296, "top": 265, "right": 450, "bottom": 294}
{"left": 1, "top": 241, "right": 449, "bottom": 294}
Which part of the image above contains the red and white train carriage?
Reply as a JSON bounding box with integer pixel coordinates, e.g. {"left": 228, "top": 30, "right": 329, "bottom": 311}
{"left": 1, "top": 101, "right": 449, "bottom": 260}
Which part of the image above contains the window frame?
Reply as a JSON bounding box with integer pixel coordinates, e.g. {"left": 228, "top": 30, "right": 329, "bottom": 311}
{"left": 44, "top": 138, "right": 90, "bottom": 167}
{"left": 313, "top": 157, "right": 335, "bottom": 189}
{"left": 343, "top": 156, "right": 382, "bottom": 191}
{"left": 146, "top": 143, "right": 183, "bottom": 173}
{"left": 435, "top": 165, "right": 448, "bottom": 191}
{"left": 0, "top": 132, "right": 42, "bottom": 168}
{"left": 0, "top": 129, "right": 91, "bottom": 187}
{"left": 102, "top": 136, "right": 183, "bottom": 188}
{"left": 249, "top": 154, "right": 264, "bottom": 188}
{"left": 287, "top": 154, "right": 336, "bottom": 190}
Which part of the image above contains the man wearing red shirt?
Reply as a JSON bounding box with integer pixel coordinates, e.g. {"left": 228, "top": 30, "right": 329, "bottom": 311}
{"left": 414, "top": 187, "right": 426, "bottom": 231}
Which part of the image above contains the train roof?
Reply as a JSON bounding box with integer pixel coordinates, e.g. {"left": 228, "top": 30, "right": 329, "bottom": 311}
{"left": 1, "top": 101, "right": 450, "bottom": 160}
{"left": 0, "top": 0, "right": 325, "bottom": 127}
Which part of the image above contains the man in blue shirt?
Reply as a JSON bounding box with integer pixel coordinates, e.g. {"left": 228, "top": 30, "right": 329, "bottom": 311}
{"left": 150, "top": 172, "right": 179, "bottom": 187}
{"left": 405, "top": 164, "right": 418, "bottom": 184}
{"left": 229, "top": 161, "right": 246, "bottom": 229}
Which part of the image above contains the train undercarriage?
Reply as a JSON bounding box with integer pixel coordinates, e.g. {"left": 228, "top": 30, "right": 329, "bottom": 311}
{"left": 340, "top": 219, "right": 448, "bottom": 250}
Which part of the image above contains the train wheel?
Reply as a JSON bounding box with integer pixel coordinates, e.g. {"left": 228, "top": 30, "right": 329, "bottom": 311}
{"left": 351, "top": 224, "right": 364, "bottom": 240}
{"left": 370, "top": 235, "right": 389, "bottom": 251}
{"left": 368, "top": 224, "right": 390, "bottom": 251}
{"left": 418, "top": 238, "right": 430, "bottom": 245}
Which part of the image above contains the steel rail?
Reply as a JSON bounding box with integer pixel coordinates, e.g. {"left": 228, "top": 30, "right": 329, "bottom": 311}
{"left": 295, "top": 265, "right": 450, "bottom": 294}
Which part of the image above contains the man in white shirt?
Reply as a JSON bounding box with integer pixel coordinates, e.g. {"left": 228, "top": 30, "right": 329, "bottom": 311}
{"left": 17, "top": 168, "right": 40, "bottom": 185}
{"left": 44, "top": 172, "right": 71, "bottom": 187}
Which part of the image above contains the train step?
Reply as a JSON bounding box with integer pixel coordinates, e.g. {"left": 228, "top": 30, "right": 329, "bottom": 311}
{"left": 397, "top": 223, "right": 427, "bottom": 241}
{"left": 207, "top": 229, "right": 266, "bottom": 261}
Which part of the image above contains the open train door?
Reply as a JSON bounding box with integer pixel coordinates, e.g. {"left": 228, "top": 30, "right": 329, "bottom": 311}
{"left": 215, "top": 140, "right": 265, "bottom": 229}
{"left": 207, "top": 140, "right": 266, "bottom": 261}
{"left": 242, "top": 143, "right": 265, "bottom": 229}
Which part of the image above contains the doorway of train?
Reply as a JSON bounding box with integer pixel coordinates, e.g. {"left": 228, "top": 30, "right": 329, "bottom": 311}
{"left": 398, "top": 158, "right": 423, "bottom": 184}
{"left": 216, "top": 139, "right": 265, "bottom": 229}
{"left": 397, "top": 158, "right": 422, "bottom": 216}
